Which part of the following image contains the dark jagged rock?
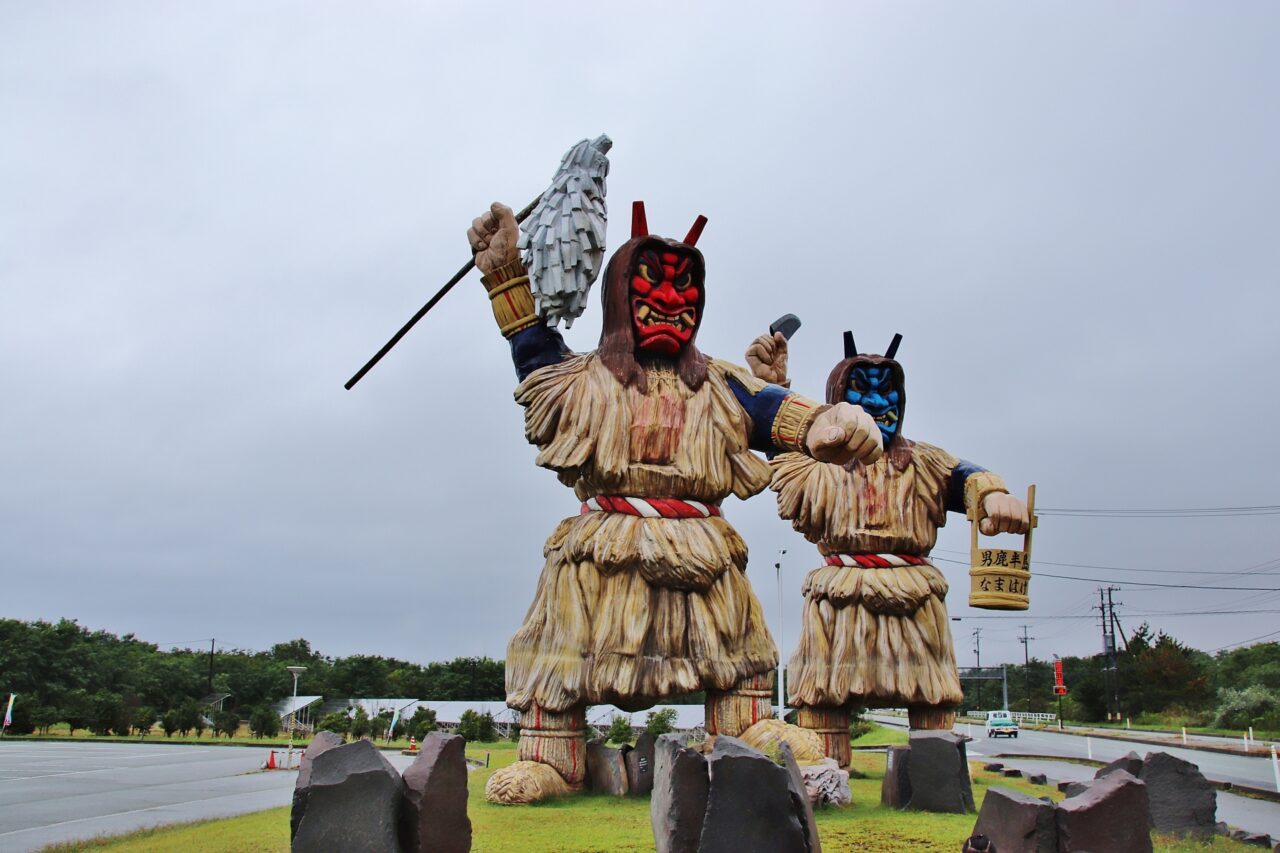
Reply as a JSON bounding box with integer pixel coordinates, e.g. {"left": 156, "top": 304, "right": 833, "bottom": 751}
{"left": 626, "top": 732, "right": 657, "bottom": 796}
{"left": 881, "top": 745, "right": 912, "bottom": 808}
{"left": 290, "top": 731, "right": 345, "bottom": 841}
{"left": 292, "top": 739, "right": 405, "bottom": 853}
{"left": 904, "top": 731, "right": 975, "bottom": 814}
{"left": 1094, "top": 750, "right": 1144, "bottom": 780}
{"left": 586, "top": 740, "right": 629, "bottom": 796}
{"left": 1063, "top": 781, "right": 1091, "bottom": 798}
{"left": 1002, "top": 768, "right": 1023, "bottom": 778}
{"left": 780, "top": 743, "right": 823, "bottom": 853}
{"left": 971, "top": 786, "right": 1058, "bottom": 853}
{"left": 699, "top": 736, "right": 808, "bottom": 853}
{"left": 1138, "top": 751, "right": 1216, "bottom": 839}
{"left": 1027, "top": 772, "right": 1047, "bottom": 785}
{"left": 1055, "top": 769, "right": 1151, "bottom": 853}
{"left": 651, "top": 734, "right": 708, "bottom": 853}
{"left": 400, "top": 733, "right": 471, "bottom": 853}
{"left": 1056, "top": 781, "right": 1073, "bottom": 793}
{"left": 984, "top": 762, "right": 1005, "bottom": 772}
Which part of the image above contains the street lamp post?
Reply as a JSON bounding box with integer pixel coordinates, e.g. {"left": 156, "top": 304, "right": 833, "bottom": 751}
{"left": 775, "top": 549, "right": 787, "bottom": 718}
{"left": 286, "top": 666, "right": 307, "bottom": 770}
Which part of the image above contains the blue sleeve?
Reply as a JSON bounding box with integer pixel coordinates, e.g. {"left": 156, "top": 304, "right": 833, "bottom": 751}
{"left": 509, "top": 323, "right": 570, "bottom": 381}
{"left": 947, "top": 459, "right": 989, "bottom": 514}
{"left": 725, "top": 374, "right": 793, "bottom": 455}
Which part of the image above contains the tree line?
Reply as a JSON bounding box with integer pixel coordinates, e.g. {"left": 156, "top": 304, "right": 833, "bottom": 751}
{"left": 4, "top": 618, "right": 1277, "bottom": 737}
{"left": 0, "top": 618, "right": 504, "bottom": 736}
{"left": 959, "top": 624, "right": 1280, "bottom": 731}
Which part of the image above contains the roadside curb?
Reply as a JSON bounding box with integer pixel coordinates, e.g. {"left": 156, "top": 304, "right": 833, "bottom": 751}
{"left": 993, "top": 752, "right": 1280, "bottom": 804}
{"left": 1061, "top": 727, "right": 1270, "bottom": 760}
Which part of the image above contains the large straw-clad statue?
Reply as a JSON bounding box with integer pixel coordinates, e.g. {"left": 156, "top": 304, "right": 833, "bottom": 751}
{"left": 746, "top": 329, "right": 1031, "bottom": 768}
{"left": 468, "top": 199, "right": 885, "bottom": 803}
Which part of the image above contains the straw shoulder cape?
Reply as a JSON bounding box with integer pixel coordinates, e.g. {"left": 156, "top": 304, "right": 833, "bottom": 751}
{"left": 769, "top": 443, "right": 1003, "bottom": 709}
{"left": 503, "top": 352, "right": 779, "bottom": 713}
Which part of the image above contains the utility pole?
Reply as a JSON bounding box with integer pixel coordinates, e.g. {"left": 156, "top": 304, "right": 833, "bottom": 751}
{"left": 1096, "top": 587, "right": 1123, "bottom": 720}
{"left": 208, "top": 638, "right": 216, "bottom": 695}
{"left": 972, "top": 628, "right": 983, "bottom": 710}
{"left": 1096, "top": 588, "right": 1112, "bottom": 720}
{"left": 1106, "top": 586, "right": 1123, "bottom": 717}
{"left": 1018, "top": 625, "right": 1035, "bottom": 712}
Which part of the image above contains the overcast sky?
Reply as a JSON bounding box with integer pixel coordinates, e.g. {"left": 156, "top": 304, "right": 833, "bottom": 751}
{"left": 3, "top": 2, "right": 1278, "bottom": 680}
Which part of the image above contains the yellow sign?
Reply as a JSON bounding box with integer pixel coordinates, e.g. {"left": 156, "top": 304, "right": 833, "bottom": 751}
{"left": 968, "top": 485, "right": 1037, "bottom": 611}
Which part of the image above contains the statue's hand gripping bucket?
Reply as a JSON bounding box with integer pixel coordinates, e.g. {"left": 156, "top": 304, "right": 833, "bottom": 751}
{"left": 968, "top": 484, "right": 1037, "bottom": 610}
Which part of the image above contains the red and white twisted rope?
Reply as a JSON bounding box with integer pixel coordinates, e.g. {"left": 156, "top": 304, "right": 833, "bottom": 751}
{"left": 581, "top": 495, "right": 721, "bottom": 519}
{"left": 824, "top": 553, "right": 929, "bottom": 568}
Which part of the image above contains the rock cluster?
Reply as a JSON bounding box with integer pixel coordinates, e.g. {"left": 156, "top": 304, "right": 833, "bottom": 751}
{"left": 291, "top": 732, "right": 471, "bottom": 853}
{"left": 651, "top": 734, "right": 822, "bottom": 853}
{"left": 584, "top": 732, "right": 659, "bottom": 797}
{"left": 970, "top": 749, "right": 1218, "bottom": 853}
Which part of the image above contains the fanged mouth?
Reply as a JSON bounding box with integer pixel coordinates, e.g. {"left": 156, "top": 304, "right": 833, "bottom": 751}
{"left": 636, "top": 304, "right": 696, "bottom": 333}
{"left": 874, "top": 410, "right": 899, "bottom": 428}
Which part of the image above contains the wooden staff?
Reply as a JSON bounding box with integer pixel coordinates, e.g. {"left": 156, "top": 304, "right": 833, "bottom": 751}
{"left": 343, "top": 195, "right": 542, "bottom": 391}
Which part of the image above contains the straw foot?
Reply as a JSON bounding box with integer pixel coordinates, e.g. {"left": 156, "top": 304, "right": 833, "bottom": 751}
{"left": 484, "top": 760, "right": 573, "bottom": 804}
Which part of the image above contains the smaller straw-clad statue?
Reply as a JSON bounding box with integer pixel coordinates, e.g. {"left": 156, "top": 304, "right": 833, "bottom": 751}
{"left": 469, "top": 199, "right": 885, "bottom": 804}
{"left": 745, "top": 329, "right": 1031, "bottom": 768}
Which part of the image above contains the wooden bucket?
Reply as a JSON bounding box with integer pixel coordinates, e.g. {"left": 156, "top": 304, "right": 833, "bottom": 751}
{"left": 968, "top": 484, "right": 1037, "bottom": 610}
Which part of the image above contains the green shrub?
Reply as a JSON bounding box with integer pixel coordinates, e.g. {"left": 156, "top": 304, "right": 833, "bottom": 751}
{"left": 456, "top": 709, "right": 497, "bottom": 742}
{"left": 406, "top": 707, "right": 437, "bottom": 741}
{"left": 214, "top": 709, "right": 241, "bottom": 738}
{"left": 605, "top": 714, "right": 634, "bottom": 745}
{"left": 645, "top": 707, "right": 677, "bottom": 736}
{"left": 1214, "top": 685, "right": 1280, "bottom": 730}
{"left": 249, "top": 706, "right": 280, "bottom": 738}
{"left": 350, "top": 706, "right": 371, "bottom": 739}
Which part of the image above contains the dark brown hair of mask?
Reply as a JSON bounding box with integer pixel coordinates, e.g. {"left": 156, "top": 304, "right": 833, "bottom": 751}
{"left": 597, "top": 235, "right": 708, "bottom": 393}
{"left": 825, "top": 350, "right": 911, "bottom": 470}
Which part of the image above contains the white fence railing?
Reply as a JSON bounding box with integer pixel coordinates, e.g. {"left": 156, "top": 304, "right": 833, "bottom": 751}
{"left": 1008, "top": 712, "right": 1057, "bottom": 723}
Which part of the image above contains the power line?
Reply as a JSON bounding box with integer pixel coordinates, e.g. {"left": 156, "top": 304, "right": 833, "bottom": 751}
{"left": 1209, "top": 628, "right": 1280, "bottom": 653}
{"left": 931, "top": 556, "right": 1280, "bottom": 591}
{"left": 1039, "top": 504, "right": 1280, "bottom": 518}
{"left": 931, "top": 547, "right": 1280, "bottom": 577}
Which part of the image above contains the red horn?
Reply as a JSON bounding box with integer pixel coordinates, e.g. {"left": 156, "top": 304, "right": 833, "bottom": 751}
{"left": 631, "top": 201, "right": 648, "bottom": 238}
{"left": 683, "top": 215, "right": 708, "bottom": 246}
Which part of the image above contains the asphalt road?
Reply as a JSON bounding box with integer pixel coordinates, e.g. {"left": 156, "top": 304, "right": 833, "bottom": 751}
{"left": 0, "top": 741, "right": 415, "bottom": 853}
{"left": 871, "top": 713, "right": 1280, "bottom": 841}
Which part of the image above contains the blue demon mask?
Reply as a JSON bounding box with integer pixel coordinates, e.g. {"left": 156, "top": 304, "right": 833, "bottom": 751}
{"left": 845, "top": 365, "right": 901, "bottom": 443}
{"left": 825, "top": 332, "right": 908, "bottom": 453}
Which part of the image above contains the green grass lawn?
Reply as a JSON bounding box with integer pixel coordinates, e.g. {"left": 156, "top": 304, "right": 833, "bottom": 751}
{"left": 37, "top": 739, "right": 1261, "bottom": 853}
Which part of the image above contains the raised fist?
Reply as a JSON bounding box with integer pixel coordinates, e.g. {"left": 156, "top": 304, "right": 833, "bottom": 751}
{"left": 805, "top": 402, "right": 883, "bottom": 465}
{"left": 467, "top": 202, "right": 520, "bottom": 276}
{"left": 746, "top": 331, "right": 789, "bottom": 385}
{"left": 980, "top": 493, "right": 1030, "bottom": 536}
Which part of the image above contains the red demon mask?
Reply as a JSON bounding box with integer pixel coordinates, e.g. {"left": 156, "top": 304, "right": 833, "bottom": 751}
{"left": 626, "top": 202, "right": 707, "bottom": 358}
{"left": 598, "top": 202, "right": 710, "bottom": 391}
{"left": 630, "top": 247, "right": 701, "bottom": 356}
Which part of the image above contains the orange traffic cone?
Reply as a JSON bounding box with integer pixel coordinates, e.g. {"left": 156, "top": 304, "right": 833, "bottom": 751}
{"left": 267, "top": 750, "right": 276, "bottom": 770}
{"left": 409, "top": 736, "right": 417, "bottom": 752}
